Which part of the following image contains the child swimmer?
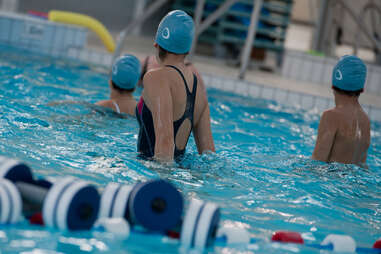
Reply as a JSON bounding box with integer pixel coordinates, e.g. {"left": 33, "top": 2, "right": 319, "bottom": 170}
{"left": 312, "top": 55, "right": 370, "bottom": 165}
{"left": 96, "top": 54, "right": 141, "bottom": 116}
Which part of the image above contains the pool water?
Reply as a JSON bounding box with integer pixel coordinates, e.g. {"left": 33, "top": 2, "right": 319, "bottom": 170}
{"left": 0, "top": 45, "right": 380, "bottom": 253}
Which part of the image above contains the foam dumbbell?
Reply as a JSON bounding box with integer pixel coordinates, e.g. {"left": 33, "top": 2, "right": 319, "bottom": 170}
{"left": 0, "top": 179, "right": 22, "bottom": 224}
{"left": 41, "top": 177, "right": 100, "bottom": 230}
{"left": 271, "top": 231, "right": 304, "bottom": 244}
{"left": 321, "top": 234, "right": 356, "bottom": 253}
{"left": 374, "top": 238, "right": 381, "bottom": 249}
{"left": 99, "top": 179, "right": 183, "bottom": 232}
{"left": 94, "top": 217, "right": 130, "bottom": 238}
{"left": 180, "top": 199, "right": 220, "bottom": 249}
{"left": 216, "top": 226, "right": 251, "bottom": 245}
{"left": 0, "top": 156, "right": 33, "bottom": 223}
{"left": 0, "top": 156, "right": 100, "bottom": 230}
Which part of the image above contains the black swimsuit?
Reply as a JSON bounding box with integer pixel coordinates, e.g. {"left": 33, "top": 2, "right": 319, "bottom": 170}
{"left": 136, "top": 65, "right": 198, "bottom": 159}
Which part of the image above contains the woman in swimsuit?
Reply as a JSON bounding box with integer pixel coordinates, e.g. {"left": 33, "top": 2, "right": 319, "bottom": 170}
{"left": 97, "top": 54, "right": 140, "bottom": 116}
{"left": 136, "top": 10, "right": 215, "bottom": 161}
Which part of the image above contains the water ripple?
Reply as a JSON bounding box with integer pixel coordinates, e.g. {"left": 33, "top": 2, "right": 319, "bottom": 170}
{"left": 0, "top": 46, "right": 380, "bottom": 253}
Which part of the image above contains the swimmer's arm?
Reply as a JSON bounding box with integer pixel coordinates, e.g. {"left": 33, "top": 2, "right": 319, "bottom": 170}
{"left": 312, "top": 111, "right": 337, "bottom": 162}
{"left": 361, "top": 119, "right": 371, "bottom": 164}
{"left": 143, "top": 72, "right": 174, "bottom": 162}
{"left": 194, "top": 104, "right": 215, "bottom": 154}
{"left": 190, "top": 64, "right": 215, "bottom": 154}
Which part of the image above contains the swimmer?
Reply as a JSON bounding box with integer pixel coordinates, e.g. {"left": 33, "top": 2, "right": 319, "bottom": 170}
{"left": 136, "top": 10, "right": 215, "bottom": 161}
{"left": 96, "top": 54, "right": 141, "bottom": 116}
{"left": 312, "top": 55, "right": 370, "bottom": 165}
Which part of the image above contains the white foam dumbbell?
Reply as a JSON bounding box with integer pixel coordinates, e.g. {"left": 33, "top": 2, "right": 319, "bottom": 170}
{"left": 181, "top": 199, "right": 220, "bottom": 249}
{"left": 0, "top": 179, "right": 22, "bottom": 224}
{"left": 321, "top": 234, "right": 356, "bottom": 253}
{"left": 216, "top": 226, "right": 251, "bottom": 245}
{"left": 94, "top": 217, "right": 130, "bottom": 238}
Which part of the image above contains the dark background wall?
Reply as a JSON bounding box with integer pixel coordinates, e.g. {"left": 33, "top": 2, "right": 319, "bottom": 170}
{"left": 18, "top": 0, "right": 172, "bottom": 35}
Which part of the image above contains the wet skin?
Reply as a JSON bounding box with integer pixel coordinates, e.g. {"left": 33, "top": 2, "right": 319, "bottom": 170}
{"left": 312, "top": 89, "right": 370, "bottom": 165}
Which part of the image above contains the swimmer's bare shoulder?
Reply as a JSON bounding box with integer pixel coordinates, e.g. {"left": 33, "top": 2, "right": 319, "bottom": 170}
{"left": 142, "top": 68, "right": 170, "bottom": 97}
{"left": 311, "top": 109, "right": 339, "bottom": 162}
{"left": 96, "top": 100, "right": 114, "bottom": 108}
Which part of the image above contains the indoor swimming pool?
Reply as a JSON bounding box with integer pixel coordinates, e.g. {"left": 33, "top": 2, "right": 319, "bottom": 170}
{"left": 0, "top": 45, "right": 380, "bottom": 253}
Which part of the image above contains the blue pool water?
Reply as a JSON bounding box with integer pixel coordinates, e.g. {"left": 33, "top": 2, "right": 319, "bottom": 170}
{"left": 0, "top": 45, "right": 380, "bottom": 253}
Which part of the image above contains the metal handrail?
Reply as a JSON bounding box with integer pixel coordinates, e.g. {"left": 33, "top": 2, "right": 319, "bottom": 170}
{"left": 239, "top": 0, "right": 263, "bottom": 79}
{"left": 354, "top": 1, "right": 381, "bottom": 55}
{"left": 113, "top": 0, "right": 263, "bottom": 79}
{"left": 112, "top": 0, "right": 169, "bottom": 64}
{"left": 332, "top": 0, "right": 381, "bottom": 53}
{"left": 189, "top": 0, "right": 263, "bottom": 79}
{"left": 190, "top": 0, "right": 240, "bottom": 57}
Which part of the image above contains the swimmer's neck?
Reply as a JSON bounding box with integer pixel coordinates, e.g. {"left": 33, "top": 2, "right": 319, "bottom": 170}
{"left": 159, "top": 54, "right": 186, "bottom": 67}
{"left": 334, "top": 92, "right": 359, "bottom": 107}
{"left": 110, "top": 89, "right": 134, "bottom": 102}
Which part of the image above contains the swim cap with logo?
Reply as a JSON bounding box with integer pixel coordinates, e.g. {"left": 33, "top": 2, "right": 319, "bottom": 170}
{"left": 332, "top": 55, "right": 367, "bottom": 91}
{"left": 155, "top": 10, "right": 195, "bottom": 54}
{"left": 111, "top": 54, "right": 141, "bottom": 90}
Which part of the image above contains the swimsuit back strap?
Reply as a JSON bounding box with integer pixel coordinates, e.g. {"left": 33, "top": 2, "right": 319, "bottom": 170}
{"left": 191, "top": 73, "right": 197, "bottom": 96}
{"left": 165, "top": 65, "right": 192, "bottom": 95}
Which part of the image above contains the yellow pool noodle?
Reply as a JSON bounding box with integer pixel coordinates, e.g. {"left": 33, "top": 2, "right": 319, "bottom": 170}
{"left": 48, "top": 10, "right": 115, "bottom": 52}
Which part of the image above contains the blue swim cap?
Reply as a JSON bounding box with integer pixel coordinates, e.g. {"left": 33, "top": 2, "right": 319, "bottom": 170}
{"left": 111, "top": 54, "right": 141, "bottom": 90}
{"left": 155, "top": 10, "right": 194, "bottom": 54}
{"left": 332, "top": 55, "right": 367, "bottom": 91}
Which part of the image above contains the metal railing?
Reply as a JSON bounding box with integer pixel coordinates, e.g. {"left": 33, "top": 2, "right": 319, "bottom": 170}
{"left": 112, "top": 0, "right": 169, "bottom": 63}
{"left": 313, "top": 0, "right": 381, "bottom": 58}
{"left": 354, "top": 1, "right": 381, "bottom": 55}
{"left": 0, "top": 0, "right": 18, "bottom": 12}
{"left": 113, "top": 0, "right": 263, "bottom": 80}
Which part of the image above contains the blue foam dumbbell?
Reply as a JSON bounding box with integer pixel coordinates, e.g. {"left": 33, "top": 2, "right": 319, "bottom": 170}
{"left": 0, "top": 156, "right": 100, "bottom": 230}
{"left": 99, "top": 179, "right": 183, "bottom": 232}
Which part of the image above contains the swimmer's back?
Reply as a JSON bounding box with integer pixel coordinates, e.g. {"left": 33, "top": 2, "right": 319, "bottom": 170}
{"left": 142, "top": 64, "right": 210, "bottom": 152}
{"left": 323, "top": 106, "right": 370, "bottom": 164}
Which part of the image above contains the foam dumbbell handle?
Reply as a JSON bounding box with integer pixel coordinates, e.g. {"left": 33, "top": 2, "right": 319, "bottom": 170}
{"left": 16, "top": 182, "right": 47, "bottom": 205}
{"left": 15, "top": 181, "right": 53, "bottom": 219}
